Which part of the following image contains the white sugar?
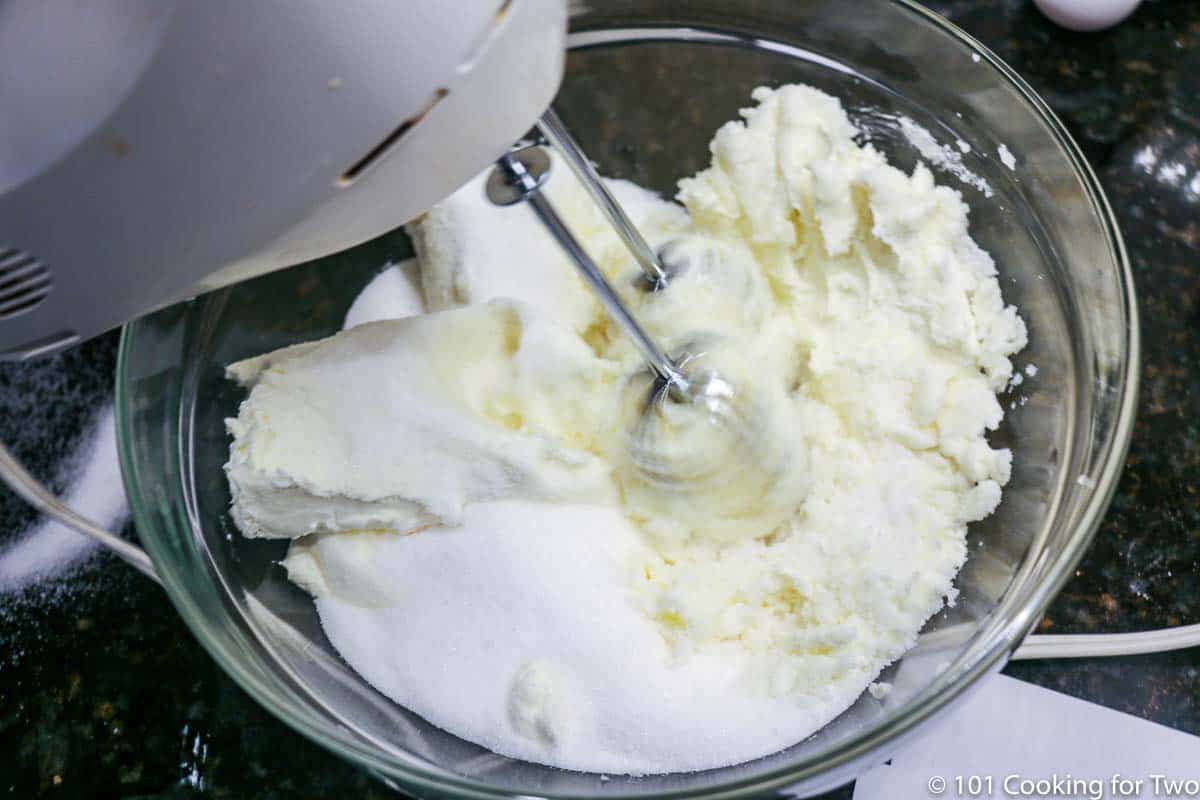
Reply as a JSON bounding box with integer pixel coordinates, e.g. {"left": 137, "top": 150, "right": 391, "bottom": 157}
{"left": 343, "top": 259, "right": 425, "bottom": 328}
{"left": 0, "top": 407, "right": 127, "bottom": 594}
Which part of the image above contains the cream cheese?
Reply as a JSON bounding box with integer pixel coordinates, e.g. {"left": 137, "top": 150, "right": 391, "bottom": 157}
{"left": 226, "top": 84, "right": 1027, "bottom": 774}
{"left": 225, "top": 302, "right": 620, "bottom": 539}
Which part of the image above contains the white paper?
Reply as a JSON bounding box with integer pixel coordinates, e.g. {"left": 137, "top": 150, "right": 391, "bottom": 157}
{"left": 854, "top": 674, "right": 1200, "bottom": 800}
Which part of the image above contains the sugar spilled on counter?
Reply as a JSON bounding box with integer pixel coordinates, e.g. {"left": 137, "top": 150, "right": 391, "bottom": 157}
{"left": 0, "top": 406, "right": 128, "bottom": 596}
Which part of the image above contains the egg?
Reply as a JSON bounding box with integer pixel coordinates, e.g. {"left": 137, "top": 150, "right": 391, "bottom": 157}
{"left": 1033, "top": 0, "right": 1142, "bottom": 32}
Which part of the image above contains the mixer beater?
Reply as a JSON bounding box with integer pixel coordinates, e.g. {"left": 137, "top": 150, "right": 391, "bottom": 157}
{"left": 485, "top": 110, "right": 780, "bottom": 500}
{"left": 486, "top": 113, "right": 750, "bottom": 396}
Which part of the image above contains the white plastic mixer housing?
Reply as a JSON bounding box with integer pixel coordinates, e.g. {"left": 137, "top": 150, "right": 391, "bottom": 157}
{"left": 0, "top": 0, "right": 566, "bottom": 359}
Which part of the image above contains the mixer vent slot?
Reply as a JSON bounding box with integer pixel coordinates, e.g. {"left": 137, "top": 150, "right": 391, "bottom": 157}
{"left": 0, "top": 248, "right": 53, "bottom": 320}
{"left": 338, "top": 88, "right": 449, "bottom": 186}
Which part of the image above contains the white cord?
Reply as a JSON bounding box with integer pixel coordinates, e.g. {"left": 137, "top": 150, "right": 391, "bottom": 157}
{"left": 0, "top": 439, "right": 159, "bottom": 582}
{"left": 1013, "top": 625, "right": 1200, "bottom": 660}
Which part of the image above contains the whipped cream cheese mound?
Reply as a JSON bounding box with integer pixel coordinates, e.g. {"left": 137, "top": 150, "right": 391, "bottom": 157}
{"left": 224, "top": 83, "right": 1027, "bottom": 774}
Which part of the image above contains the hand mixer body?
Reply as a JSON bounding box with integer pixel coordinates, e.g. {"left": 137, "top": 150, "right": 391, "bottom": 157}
{"left": 0, "top": 0, "right": 566, "bottom": 359}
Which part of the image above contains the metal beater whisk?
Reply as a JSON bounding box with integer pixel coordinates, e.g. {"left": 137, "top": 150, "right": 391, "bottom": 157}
{"left": 487, "top": 110, "right": 738, "bottom": 402}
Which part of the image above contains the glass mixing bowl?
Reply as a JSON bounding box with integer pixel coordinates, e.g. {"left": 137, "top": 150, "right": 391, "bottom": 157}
{"left": 115, "top": 1, "right": 1138, "bottom": 796}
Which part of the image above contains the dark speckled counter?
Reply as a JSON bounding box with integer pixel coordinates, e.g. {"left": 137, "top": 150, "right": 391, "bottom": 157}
{"left": 1, "top": 2, "right": 1198, "bottom": 797}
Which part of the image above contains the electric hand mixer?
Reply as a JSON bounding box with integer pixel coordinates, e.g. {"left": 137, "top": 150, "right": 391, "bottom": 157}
{"left": 0, "top": 0, "right": 761, "bottom": 568}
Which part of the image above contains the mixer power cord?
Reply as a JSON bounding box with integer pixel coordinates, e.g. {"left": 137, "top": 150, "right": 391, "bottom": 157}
{"left": 1014, "top": 625, "right": 1200, "bottom": 660}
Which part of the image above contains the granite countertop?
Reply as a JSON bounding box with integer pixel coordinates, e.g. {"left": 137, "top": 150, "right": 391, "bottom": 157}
{"left": 1, "top": 1, "right": 1198, "bottom": 797}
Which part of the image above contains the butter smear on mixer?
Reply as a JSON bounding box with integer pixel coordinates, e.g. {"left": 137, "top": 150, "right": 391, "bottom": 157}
{"left": 224, "top": 85, "right": 1026, "bottom": 774}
